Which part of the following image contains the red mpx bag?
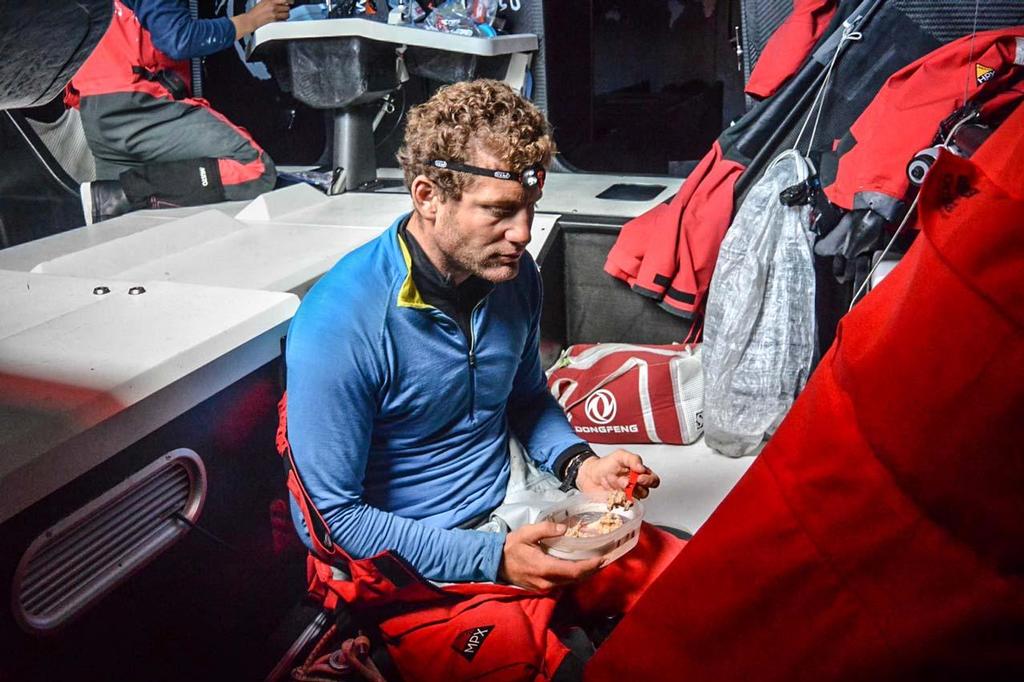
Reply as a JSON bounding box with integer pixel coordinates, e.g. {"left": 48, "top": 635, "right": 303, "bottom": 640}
{"left": 546, "top": 343, "right": 704, "bottom": 445}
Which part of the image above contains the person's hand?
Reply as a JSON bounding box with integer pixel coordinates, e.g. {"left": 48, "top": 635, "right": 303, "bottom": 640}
{"left": 498, "top": 520, "right": 602, "bottom": 591}
{"left": 232, "top": 0, "right": 291, "bottom": 39}
{"left": 576, "top": 449, "right": 660, "bottom": 499}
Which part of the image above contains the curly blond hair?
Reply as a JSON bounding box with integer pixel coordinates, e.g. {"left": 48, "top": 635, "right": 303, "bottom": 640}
{"left": 397, "top": 79, "right": 555, "bottom": 201}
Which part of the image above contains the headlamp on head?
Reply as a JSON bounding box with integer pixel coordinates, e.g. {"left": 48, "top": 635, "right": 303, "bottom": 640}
{"left": 430, "top": 160, "right": 546, "bottom": 190}
{"left": 519, "top": 165, "right": 545, "bottom": 189}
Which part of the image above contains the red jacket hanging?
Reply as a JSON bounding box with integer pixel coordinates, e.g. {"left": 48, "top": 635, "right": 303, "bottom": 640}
{"left": 604, "top": 139, "right": 744, "bottom": 324}
{"left": 745, "top": 0, "right": 839, "bottom": 99}
{"left": 586, "top": 101, "right": 1024, "bottom": 681}
{"left": 824, "top": 27, "right": 1024, "bottom": 218}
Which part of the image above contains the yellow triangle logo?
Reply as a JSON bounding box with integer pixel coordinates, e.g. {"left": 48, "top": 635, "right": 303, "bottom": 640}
{"left": 976, "top": 63, "right": 996, "bottom": 85}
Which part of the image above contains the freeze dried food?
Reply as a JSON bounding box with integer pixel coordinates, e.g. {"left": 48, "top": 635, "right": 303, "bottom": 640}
{"left": 565, "top": 511, "right": 624, "bottom": 538}
{"left": 607, "top": 490, "right": 634, "bottom": 511}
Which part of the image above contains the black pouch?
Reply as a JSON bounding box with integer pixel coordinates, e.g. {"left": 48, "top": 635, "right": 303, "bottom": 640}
{"left": 120, "top": 157, "right": 225, "bottom": 208}
{"left": 131, "top": 66, "right": 189, "bottom": 100}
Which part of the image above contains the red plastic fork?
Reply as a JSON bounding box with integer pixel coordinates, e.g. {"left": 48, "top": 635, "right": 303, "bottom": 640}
{"left": 625, "top": 470, "right": 639, "bottom": 502}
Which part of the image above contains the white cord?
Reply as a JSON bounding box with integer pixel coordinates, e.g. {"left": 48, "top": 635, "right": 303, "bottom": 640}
{"left": 848, "top": 0, "right": 982, "bottom": 313}
{"left": 806, "top": 30, "right": 861, "bottom": 155}
{"left": 847, "top": 112, "right": 978, "bottom": 310}
{"left": 793, "top": 22, "right": 863, "bottom": 156}
{"left": 962, "top": 0, "right": 982, "bottom": 108}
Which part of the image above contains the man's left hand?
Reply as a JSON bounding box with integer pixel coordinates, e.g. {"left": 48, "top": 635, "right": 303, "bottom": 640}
{"left": 575, "top": 450, "right": 659, "bottom": 499}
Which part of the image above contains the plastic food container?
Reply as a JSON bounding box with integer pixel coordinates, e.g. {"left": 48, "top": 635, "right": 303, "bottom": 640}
{"left": 539, "top": 492, "right": 644, "bottom": 563}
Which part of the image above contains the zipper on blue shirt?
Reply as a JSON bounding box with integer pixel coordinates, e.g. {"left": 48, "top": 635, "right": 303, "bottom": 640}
{"left": 467, "top": 299, "right": 485, "bottom": 423}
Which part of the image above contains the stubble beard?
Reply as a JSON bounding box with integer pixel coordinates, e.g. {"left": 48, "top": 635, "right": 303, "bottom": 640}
{"left": 436, "top": 211, "right": 519, "bottom": 284}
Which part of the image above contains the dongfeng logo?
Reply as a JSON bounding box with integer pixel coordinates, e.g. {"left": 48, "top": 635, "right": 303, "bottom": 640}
{"left": 585, "top": 390, "right": 617, "bottom": 424}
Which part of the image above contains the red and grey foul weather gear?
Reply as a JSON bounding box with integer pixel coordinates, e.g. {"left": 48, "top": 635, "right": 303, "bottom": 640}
{"left": 815, "top": 28, "right": 1024, "bottom": 286}
{"left": 66, "top": 0, "right": 275, "bottom": 210}
{"left": 605, "top": 3, "right": 1024, "bottom": 338}
{"left": 604, "top": 0, "right": 858, "bottom": 330}
{"left": 588, "top": 101, "right": 1024, "bottom": 682}
{"left": 825, "top": 28, "right": 1024, "bottom": 218}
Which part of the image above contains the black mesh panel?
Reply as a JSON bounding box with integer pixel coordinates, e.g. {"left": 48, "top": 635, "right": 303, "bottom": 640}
{"left": 741, "top": 0, "right": 795, "bottom": 82}
{"left": 892, "top": 0, "right": 1024, "bottom": 43}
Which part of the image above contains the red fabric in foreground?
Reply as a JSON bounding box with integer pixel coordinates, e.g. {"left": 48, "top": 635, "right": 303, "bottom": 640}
{"left": 745, "top": 0, "right": 839, "bottom": 99}
{"left": 586, "top": 105, "right": 1024, "bottom": 681}
{"left": 604, "top": 140, "right": 743, "bottom": 320}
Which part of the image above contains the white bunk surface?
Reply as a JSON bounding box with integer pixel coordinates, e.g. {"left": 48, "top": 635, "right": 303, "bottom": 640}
{"left": 0, "top": 183, "right": 578, "bottom": 288}
{"left": 372, "top": 167, "right": 684, "bottom": 220}
{"left": 590, "top": 441, "right": 754, "bottom": 534}
{"left": 0, "top": 270, "right": 298, "bottom": 523}
{"left": 537, "top": 172, "right": 681, "bottom": 219}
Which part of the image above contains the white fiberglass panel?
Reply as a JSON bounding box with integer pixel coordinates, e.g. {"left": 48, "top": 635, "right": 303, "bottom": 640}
{"left": 537, "top": 172, "right": 681, "bottom": 219}
{"left": 0, "top": 271, "right": 297, "bottom": 522}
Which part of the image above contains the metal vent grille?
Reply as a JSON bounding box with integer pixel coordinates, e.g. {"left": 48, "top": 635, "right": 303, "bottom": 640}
{"left": 13, "top": 449, "right": 207, "bottom": 633}
{"left": 25, "top": 108, "right": 97, "bottom": 184}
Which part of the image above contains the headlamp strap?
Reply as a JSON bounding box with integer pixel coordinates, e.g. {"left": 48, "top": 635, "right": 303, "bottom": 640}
{"left": 429, "top": 159, "right": 545, "bottom": 189}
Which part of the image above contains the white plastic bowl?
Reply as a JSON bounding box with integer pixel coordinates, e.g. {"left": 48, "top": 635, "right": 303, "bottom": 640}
{"left": 539, "top": 492, "right": 644, "bottom": 563}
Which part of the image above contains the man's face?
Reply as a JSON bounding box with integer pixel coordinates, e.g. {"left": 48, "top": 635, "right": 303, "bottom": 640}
{"left": 431, "top": 150, "right": 542, "bottom": 284}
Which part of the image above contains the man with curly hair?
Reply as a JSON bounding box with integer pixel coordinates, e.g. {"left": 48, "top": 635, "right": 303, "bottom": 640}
{"left": 284, "top": 79, "right": 666, "bottom": 594}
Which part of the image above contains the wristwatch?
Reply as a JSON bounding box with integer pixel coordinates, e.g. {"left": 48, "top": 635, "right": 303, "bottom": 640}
{"left": 558, "top": 450, "right": 597, "bottom": 492}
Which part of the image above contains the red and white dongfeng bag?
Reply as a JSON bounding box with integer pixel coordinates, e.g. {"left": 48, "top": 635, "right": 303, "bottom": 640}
{"left": 546, "top": 343, "right": 704, "bottom": 445}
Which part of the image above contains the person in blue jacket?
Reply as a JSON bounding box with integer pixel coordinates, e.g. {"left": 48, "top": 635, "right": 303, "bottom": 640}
{"left": 285, "top": 79, "right": 660, "bottom": 589}
{"left": 68, "top": 0, "right": 290, "bottom": 223}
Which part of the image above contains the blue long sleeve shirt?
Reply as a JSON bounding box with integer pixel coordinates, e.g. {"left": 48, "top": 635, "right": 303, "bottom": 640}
{"left": 126, "top": 0, "right": 236, "bottom": 60}
{"left": 285, "top": 215, "right": 585, "bottom": 583}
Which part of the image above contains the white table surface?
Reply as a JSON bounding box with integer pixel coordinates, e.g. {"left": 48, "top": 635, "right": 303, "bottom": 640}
{"left": 372, "top": 167, "right": 683, "bottom": 220}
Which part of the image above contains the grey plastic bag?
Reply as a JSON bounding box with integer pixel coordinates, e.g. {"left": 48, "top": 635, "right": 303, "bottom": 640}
{"left": 703, "top": 149, "right": 817, "bottom": 457}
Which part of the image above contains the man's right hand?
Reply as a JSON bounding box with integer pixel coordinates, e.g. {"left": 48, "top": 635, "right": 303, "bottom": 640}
{"left": 498, "top": 521, "right": 603, "bottom": 591}
{"left": 232, "top": 0, "right": 291, "bottom": 40}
